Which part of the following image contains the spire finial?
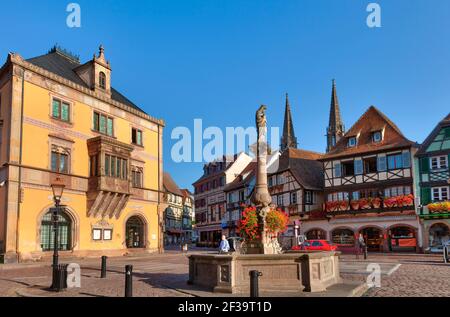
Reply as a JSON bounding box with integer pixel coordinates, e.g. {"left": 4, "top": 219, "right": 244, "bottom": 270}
{"left": 281, "top": 92, "right": 297, "bottom": 151}
{"left": 99, "top": 44, "right": 105, "bottom": 57}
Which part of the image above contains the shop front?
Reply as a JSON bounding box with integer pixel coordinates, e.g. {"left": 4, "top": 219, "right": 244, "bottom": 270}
{"left": 359, "top": 227, "right": 384, "bottom": 252}
{"left": 388, "top": 226, "right": 418, "bottom": 252}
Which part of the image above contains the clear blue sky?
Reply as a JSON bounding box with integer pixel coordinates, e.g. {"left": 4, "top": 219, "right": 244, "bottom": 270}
{"left": 1, "top": 0, "right": 450, "bottom": 190}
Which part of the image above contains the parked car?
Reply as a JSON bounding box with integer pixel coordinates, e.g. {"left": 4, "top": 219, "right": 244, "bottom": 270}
{"left": 291, "top": 239, "right": 337, "bottom": 251}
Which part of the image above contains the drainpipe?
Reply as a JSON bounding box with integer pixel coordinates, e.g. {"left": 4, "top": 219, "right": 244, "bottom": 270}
{"left": 15, "top": 69, "right": 25, "bottom": 260}
{"left": 157, "top": 124, "right": 163, "bottom": 254}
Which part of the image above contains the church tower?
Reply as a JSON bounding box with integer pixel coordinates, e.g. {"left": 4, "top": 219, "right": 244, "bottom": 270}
{"left": 280, "top": 93, "right": 298, "bottom": 151}
{"left": 326, "top": 80, "right": 345, "bottom": 152}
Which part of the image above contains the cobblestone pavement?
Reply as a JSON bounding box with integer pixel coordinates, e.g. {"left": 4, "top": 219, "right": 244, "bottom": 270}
{"left": 0, "top": 251, "right": 448, "bottom": 297}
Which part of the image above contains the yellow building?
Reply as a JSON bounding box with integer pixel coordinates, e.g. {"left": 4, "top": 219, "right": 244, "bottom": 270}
{"left": 0, "top": 45, "right": 165, "bottom": 263}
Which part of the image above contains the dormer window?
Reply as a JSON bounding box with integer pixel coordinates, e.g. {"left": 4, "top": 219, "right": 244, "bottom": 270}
{"left": 372, "top": 131, "right": 382, "bottom": 143}
{"left": 348, "top": 137, "right": 357, "bottom": 147}
{"left": 99, "top": 72, "right": 106, "bottom": 89}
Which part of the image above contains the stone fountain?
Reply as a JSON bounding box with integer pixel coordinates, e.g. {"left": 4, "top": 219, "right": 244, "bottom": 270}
{"left": 187, "top": 106, "right": 343, "bottom": 294}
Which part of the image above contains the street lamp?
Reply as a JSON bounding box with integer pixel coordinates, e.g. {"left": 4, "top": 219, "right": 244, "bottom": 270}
{"left": 50, "top": 177, "right": 65, "bottom": 289}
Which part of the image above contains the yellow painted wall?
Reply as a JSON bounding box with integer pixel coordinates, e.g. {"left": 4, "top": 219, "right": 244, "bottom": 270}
{"left": 14, "top": 79, "right": 162, "bottom": 259}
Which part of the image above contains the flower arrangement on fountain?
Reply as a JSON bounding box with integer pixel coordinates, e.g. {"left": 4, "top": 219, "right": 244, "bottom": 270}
{"left": 427, "top": 201, "right": 450, "bottom": 214}
{"left": 237, "top": 206, "right": 289, "bottom": 241}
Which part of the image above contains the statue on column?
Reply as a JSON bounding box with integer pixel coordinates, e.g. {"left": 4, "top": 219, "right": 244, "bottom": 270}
{"left": 245, "top": 105, "right": 282, "bottom": 255}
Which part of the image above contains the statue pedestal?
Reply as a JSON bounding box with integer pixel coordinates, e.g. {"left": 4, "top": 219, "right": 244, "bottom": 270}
{"left": 187, "top": 251, "right": 343, "bottom": 294}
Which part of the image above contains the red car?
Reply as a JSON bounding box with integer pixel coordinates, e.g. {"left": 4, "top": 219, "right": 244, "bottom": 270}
{"left": 291, "top": 240, "right": 337, "bottom": 251}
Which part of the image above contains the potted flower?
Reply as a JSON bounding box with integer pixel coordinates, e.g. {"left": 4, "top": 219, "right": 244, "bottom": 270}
{"left": 384, "top": 197, "right": 397, "bottom": 208}
{"left": 372, "top": 197, "right": 382, "bottom": 209}
{"left": 350, "top": 200, "right": 360, "bottom": 211}
{"left": 359, "top": 198, "right": 371, "bottom": 210}
{"left": 265, "top": 208, "right": 289, "bottom": 238}
{"left": 339, "top": 200, "right": 349, "bottom": 211}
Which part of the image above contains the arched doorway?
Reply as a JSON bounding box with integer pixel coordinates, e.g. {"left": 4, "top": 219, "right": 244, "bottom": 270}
{"left": 389, "top": 226, "right": 417, "bottom": 252}
{"left": 359, "top": 227, "right": 383, "bottom": 252}
{"left": 305, "top": 229, "right": 327, "bottom": 240}
{"left": 429, "top": 223, "right": 450, "bottom": 247}
{"left": 40, "top": 210, "right": 72, "bottom": 251}
{"left": 331, "top": 228, "right": 355, "bottom": 252}
{"left": 126, "top": 216, "right": 145, "bottom": 248}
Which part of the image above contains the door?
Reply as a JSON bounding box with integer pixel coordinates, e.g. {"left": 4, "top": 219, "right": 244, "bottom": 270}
{"left": 126, "top": 216, "right": 145, "bottom": 248}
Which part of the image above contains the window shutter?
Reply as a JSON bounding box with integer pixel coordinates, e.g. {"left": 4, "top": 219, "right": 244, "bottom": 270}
{"left": 402, "top": 152, "right": 411, "bottom": 168}
{"left": 334, "top": 163, "right": 342, "bottom": 177}
{"left": 420, "top": 187, "right": 431, "bottom": 205}
{"left": 377, "top": 156, "right": 387, "bottom": 171}
{"left": 354, "top": 160, "right": 363, "bottom": 175}
{"left": 420, "top": 157, "right": 429, "bottom": 172}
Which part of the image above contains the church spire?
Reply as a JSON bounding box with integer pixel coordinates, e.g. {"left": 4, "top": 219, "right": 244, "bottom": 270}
{"left": 326, "top": 79, "right": 345, "bottom": 152}
{"left": 281, "top": 93, "right": 298, "bottom": 151}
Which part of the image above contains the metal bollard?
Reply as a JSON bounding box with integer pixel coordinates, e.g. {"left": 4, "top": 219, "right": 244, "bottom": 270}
{"left": 249, "top": 270, "right": 263, "bottom": 298}
{"left": 125, "top": 265, "right": 133, "bottom": 297}
{"left": 444, "top": 246, "right": 449, "bottom": 264}
{"left": 364, "top": 245, "right": 368, "bottom": 260}
{"left": 101, "top": 256, "right": 107, "bottom": 278}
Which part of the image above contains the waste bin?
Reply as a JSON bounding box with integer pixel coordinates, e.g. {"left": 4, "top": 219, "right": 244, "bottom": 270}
{"left": 53, "top": 264, "right": 68, "bottom": 292}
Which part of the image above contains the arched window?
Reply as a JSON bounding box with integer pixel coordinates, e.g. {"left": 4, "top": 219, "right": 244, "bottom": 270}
{"left": 306, "top": 229, "right": 327, "bottom": 240}
{"left": 331, "top": 228, "right": 354, "bottom": 246}
{"left": 40, "top": 210, "right": 72, "bottom": 251}
{"left": 99, "top": 72, "right": 106, "bottom": 89}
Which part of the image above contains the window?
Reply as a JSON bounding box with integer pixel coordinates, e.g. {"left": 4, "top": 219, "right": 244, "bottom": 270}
{"left": 348, "top": 137, "right": 357, "bottom": 147}
{"left": 103, "top": 229, "right": 112, "bottom": 240}
{"left": 342, "top": 161, "right": 355, "bottom": 177}
{"left": 93, "top": 111, "right": 113, "bottom": 136}
{"left": 372, "top": 131, "right": 382, "bottom": 143}
{"left": 99, "top": 72, "right": 106, "bottom": 89}
{"left": 430, "top": 156, "right": 448, "bottom": 170}
{"left": 89, "top": 154, "right": 99, "bottom": 176}
{"left": 364, "top": 157, "right": 378, "bottom": 173}
{"left": 304, "top": 191, "right": 312, "bottom": 204}
{"left": 239, "top": 190, "right": 245, "bottom": 202}
{"left": 432, "top": 187, "right": 449, "bottom": 202}
{"left": 51, "top": 151, "right": 69, "bottom": 173}
{"left": 334, "top": 163, "right": 342, "bottom": 177}
{"left": 387, "top": 153, "right": 403, "bottom": 170}
{"left": 131, "top": 128, "right": 143, "bottom": 146}
{"left": 332, "top": 229, "right": 355, "bottom": 246}
{"left": 277, "top": 195, "right": 284, "bottom": 206}
{"left": 40, "top": 210, "right": 72, "bottom": 251}
{"left": 290, "top": 192, "right": 298, "bottom": 205}
{"left": 131, "top": 167, "right": 143, "bottom": 187}
{"left": 385, "top": 186, "right": 411, "bottom": 197}
{"left": 51, "top": 98, "right": 70, "bottom": 122}
{"left": 92, "top": 229, "right": 102, "bottom": 241}
{"left": 105, "top": 154, "right": 128, "bottom": 179}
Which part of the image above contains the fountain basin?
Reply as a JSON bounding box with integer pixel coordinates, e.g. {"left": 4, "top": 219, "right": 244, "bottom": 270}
{"left": 187, "top": 251, "right": 342, "bottom": 294}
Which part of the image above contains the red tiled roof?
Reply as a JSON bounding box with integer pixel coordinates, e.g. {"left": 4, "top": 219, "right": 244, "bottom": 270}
{"left": 163, "top": 172, "right": 183, "bottom": 196}
{"left": 322, "top": 106, "right": 416, "bottom": 160}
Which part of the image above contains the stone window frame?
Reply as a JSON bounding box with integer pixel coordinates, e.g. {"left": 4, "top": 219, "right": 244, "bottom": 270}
{"left": 92, "top": 110, "right": 115, "bottom": 137}
{"left": 48, "top": 135, "right": 74, "bottom": 174}
{"left": 99, "top": 71, "right": 107, "bottom": 90}
{"left": 131, "top": 127, "right": 144, "bottom": 147}
{"left": 131, "top": 159, "right": 145, "bottom": 188}
{"left": 49, "top": 94, "right": 74, "bottom": 125}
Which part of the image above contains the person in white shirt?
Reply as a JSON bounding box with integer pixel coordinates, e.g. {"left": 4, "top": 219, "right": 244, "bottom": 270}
{"left": 219, "top": 235, "right": 230, "bottom": 254}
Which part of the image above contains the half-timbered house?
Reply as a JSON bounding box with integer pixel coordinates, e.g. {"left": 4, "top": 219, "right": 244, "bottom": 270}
{"left": 300, "top": 106, "right": 421, "bottom": 253}
{"left": 415, "top": 113, "right": 450, "bottom": 251}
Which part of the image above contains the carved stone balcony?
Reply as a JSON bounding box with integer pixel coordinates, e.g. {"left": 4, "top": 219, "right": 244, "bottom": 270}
{"left": 86, "top": 136, "right": 134, "bottom": 219}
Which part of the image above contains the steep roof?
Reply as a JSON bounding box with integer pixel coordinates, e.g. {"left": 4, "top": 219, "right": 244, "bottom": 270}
{"left": 224, "top": 161, "right": 257, "bottom": 192}
{"left": 281, "top": 93, "right": 298, "bottom": 150}
{"left": 416, "top": 112, "right": 450, "bottom": 156}
{"left": 323, "top": 106, "right": 416, "bottom": 160}
{"left": 163, "top": 172, "right": 183, "bottom": 196}
{"left": 272, "top": 148, "right": 324, "bottom": 190}
{"left": 26, "top": 50, "right": 147, "bottom": 114}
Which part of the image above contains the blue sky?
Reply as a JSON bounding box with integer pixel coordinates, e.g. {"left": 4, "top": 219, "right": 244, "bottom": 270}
{"left": 1, "top": 0, "right": 450, "bottom": 190}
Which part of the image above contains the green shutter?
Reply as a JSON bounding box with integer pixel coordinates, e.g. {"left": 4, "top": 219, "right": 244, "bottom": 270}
{"left": 52, "top": 99, "right": 60, "bottom": 118}
{"left": 420, "top": 187, "right": 431, "bottom": 205}
{"left": 420, "top": 157, "right": 430, "bottom": 172}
